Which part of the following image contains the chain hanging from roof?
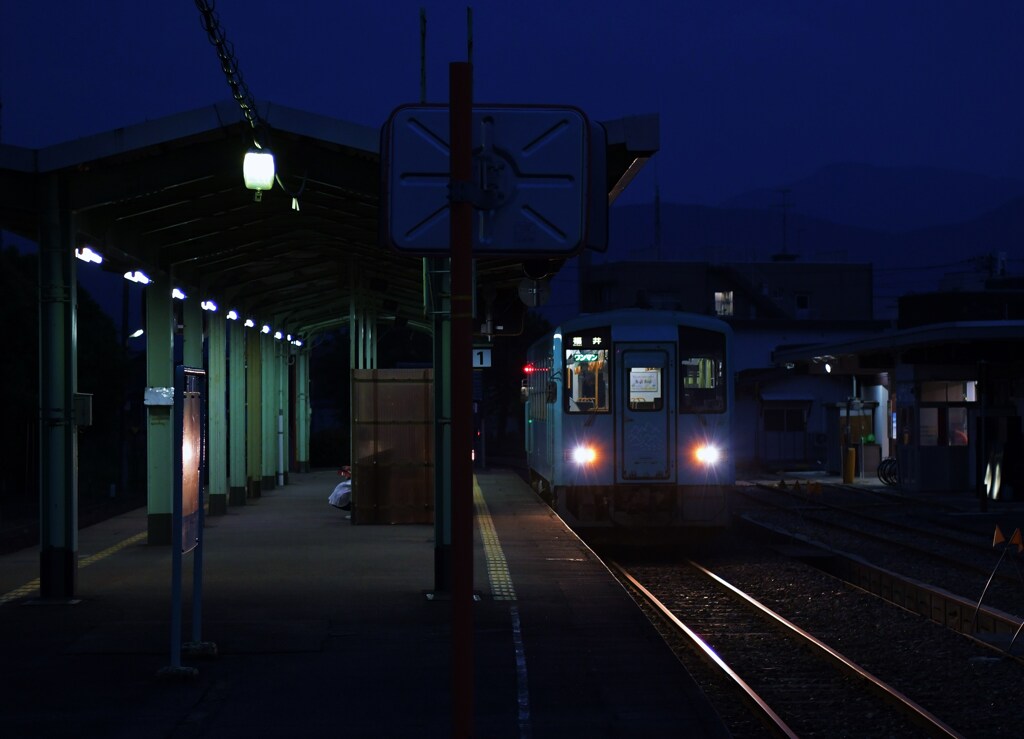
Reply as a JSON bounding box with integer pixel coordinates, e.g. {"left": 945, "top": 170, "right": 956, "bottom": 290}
{"left": 194, "top": 0, "right": 306, "bottom": 207}
{"left": 194, "top": 0, "right": 267, "bottom": 148}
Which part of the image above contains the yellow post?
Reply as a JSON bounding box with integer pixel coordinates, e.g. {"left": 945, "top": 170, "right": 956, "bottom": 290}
{"left": 843, "top": 446, "right": 857, "bottom": 483}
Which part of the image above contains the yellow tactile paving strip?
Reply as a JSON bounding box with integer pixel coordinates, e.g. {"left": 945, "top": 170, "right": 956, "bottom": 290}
{"left": 473, "top": 479, "right": 517, "bottom": 601}
{"left": 0, "top": 531, "right": 146, "bottom": 605}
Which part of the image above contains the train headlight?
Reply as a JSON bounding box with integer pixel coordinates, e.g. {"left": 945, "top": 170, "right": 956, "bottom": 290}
{"left": 694, "top": 444, "right": 722, "bottom": 466}
{"left": 572, "top": 445, "right": 598, "bottom": 465}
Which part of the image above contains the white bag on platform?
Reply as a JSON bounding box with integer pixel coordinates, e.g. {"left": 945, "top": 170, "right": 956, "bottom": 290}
{"left": 328, "top": 481, "right": 352, "bottom": 510}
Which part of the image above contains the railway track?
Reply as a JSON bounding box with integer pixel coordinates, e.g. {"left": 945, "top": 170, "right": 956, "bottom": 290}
{"left": 606, "top": 560, "right": 958, "bottom": 732}
{"left": 613, "top": 560, "right": 962, "bottom": 738}
{"left": 734, "top": 483, "right": 1024, "bottom": 619}
{"left": 746, "top": 481, "right": 1011, "bottom": 558}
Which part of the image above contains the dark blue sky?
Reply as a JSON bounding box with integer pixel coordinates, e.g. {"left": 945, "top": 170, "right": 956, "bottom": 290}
{"left": 4, "top": 1, "right": 1024, "bottom": 206}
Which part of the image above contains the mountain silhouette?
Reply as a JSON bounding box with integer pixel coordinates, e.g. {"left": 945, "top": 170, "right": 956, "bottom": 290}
{"left": 599, "top": 175, "right": 1024, "bottom": 318}
{"left": 718, "top": 162, "right": 1024, "bottom": 232}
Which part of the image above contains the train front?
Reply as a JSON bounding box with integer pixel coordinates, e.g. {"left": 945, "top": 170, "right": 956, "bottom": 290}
{"left": 552, "top": 314, "right": 734, "bottom": 532}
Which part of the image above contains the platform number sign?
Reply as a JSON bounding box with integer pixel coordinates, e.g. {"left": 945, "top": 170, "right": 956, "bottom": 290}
{"left": 473, "top": 348, "right": 492, "bottom": 368}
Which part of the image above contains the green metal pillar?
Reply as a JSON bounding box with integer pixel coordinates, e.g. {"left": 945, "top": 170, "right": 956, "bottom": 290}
{"left": 228, "top": 320, "right": 247, "bottom": 505}
{"left": 279, "top": 339, "right": 290, "bottom": 484}
{"left": 429, "top": 257, "right": 452, "bottom": 592}
{"left": 207, "top": 309, "right": 228, "bottom": 515}
{"left": 261, "top": 332, "right": 276, "bottom": 490}
{"left": 145, "top": 271, "right": 174, "bottom": 545}
{"left": 245, "top": 324, "right": 262, "bottom": 499}
{"left": 182, "top": 295, "right": 202, "bottom": 367}
{"left": 273, "top": 335, "right": 284, "bottom": 486}
{"left": 358, "top": 304, "right": 377, "bottom": 368}
{"left": 38, "top": 173, "right": 78, "bottom": 599}
{"left": 349, "top": 283, "right": 358, "bottom": 470}
{"left": 295, "top": 349, "right": 310, "bottom": 472}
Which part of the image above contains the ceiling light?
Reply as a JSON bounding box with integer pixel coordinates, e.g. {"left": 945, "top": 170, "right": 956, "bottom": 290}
{"left": 124, "top": 270, "right": 151, "bottom": 285}
{"left": 201, "top": 300, "right": 218, "bottom": 312}
{"left": 244, "top": 319, "right": 255, "bottom": 328}
{"left": 261, "top": 324, "right": 271, "bottom": 334}
{"left": 226, "top": 310, "right": 239, "bottom": 321}
{"left": 243, "top": 147, "right": 275, "bottom": 192}
{"left": 75, "top": 247, "right": 103, "bottom": 264}
{"left": 172, "top": 288, "right": 186, "bottom": 300}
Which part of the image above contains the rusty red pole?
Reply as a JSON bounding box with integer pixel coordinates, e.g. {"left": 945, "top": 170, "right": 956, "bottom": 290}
{"left": 449, "top": 60, "right": 475, "bottom": 739}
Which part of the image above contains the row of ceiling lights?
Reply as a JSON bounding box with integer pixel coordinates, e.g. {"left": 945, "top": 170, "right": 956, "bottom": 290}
{"left": 75, "top": 247, "right": 302, "bottom": 347}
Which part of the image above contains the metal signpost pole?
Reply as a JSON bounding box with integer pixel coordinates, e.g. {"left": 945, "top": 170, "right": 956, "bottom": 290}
{"left": 159, "top": 365, "right": 197, "bottom": 679}
{"left": 186, "top": 370, "right": 216, "bottom": 658}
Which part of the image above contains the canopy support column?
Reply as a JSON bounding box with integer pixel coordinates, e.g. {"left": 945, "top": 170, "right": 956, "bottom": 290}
{"left": 207, "top": 308, "right": 228, "bottom": 515}
{"left": 145, "top": 271, "right": 174, "bottom": 544}
{"left": 38, "top": 172, "right": 79, "bottom": 598}
{"left": 228, "top": 320, "right": 247, "bottom": 505}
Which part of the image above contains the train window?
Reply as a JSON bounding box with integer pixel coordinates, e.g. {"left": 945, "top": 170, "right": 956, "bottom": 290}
{"left": 628, "top": 367, "right": 663, "bottom": 411}
{"left": 678, "top": 326, "right": 726, "bottom": 414}
{"left": 565, "top": 349, "right": 609, "bottom": 413}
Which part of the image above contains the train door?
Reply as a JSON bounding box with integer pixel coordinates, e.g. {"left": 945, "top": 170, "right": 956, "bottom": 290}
{"left": 617, "top": 345, "right": 675, "bottom": 482}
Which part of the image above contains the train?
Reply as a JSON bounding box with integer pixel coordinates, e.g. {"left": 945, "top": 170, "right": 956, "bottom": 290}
{"left": 522, "top": 309, "right": 734, "bottom": 532}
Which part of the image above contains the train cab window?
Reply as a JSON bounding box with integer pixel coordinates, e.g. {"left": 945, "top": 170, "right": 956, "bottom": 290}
{"left": 565, "top": 350, "right": 609, "bottom": 413}
{"left": 678, "top": 326, "right": 726, "bottom": 414}
{"left": 628, "top": 367, "right": 663, "bottom": 411}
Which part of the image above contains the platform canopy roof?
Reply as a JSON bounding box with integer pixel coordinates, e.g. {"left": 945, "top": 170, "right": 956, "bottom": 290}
{"left": 0, "top": 101, "right": 657, "bottom": 339}
{"left": 772, "top": 320, "right": 1024, "bottom": 374}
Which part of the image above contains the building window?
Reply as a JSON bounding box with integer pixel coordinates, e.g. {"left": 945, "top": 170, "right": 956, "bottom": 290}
{"left": 764, "top": 407, "right": 807, "bottom": 432}
{"left": 920, "top": 381, "right": 977, "bottom": 403}
{"left": 714, "top": 291, "right": 733, "bottom": 316}
{"left": 795, "top": 292, "right": 810, "bottom": 318}
{"left": 920, "top": 405, "right": 970, "bottom": 446}
{"left": 948, "top": 406, "right": 969, "bottom": 446}
{"left": 919, "top": 407, "right": 939, "bottom": 446}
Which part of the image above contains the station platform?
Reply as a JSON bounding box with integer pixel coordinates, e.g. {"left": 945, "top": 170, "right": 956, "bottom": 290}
{"left": 0, "top": 468, "right": 728, "bottom": 739}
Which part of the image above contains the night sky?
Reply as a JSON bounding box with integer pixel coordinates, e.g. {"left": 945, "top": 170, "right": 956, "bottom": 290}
{"left": 4, "top": 1, "right": 1024, "bottom": 207}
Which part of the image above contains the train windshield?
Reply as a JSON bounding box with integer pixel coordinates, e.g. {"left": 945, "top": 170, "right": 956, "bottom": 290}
{"left": 565, "top": 328, "right": 610, "bottom": 413}
{"left": 678, "top": 326, "right": 727, "bottom": 413}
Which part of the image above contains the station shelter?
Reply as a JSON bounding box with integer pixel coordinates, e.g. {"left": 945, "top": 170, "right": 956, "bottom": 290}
{"left": 774, "top": 307, "right": 1024, "bottom": 502}
{"left": 0, "top": 99, "right": 658, "bottom": 599}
